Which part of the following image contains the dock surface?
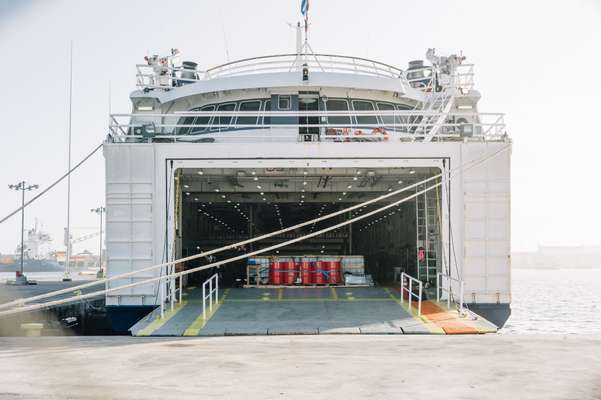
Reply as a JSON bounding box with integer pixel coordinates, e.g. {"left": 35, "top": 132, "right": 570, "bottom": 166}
{"left": 130, "top": 287, "right": 496, "bottom": 336}
{"left": 1, "top": 335, "right": 600, "bottom": 399}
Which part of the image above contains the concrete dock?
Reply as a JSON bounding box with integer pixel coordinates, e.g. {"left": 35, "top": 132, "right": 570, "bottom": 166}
{"left": 0, "top": 335, "right": 600, "bottom": 399}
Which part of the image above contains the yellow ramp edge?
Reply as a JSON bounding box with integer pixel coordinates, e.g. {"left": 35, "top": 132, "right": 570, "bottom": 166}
{"left": 136, "top": 301, "right": 188, "bottom": 337}
{"left": 183, "top": 289, "right": 230, "bottom": 336}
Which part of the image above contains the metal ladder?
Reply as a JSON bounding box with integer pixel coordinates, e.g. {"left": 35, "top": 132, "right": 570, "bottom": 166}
{"left": 415, "top": 181, "right": 441, "bottom": 283}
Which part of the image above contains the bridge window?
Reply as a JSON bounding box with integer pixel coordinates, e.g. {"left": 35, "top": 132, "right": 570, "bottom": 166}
{"left": 263, "top": 100, "right": 271, "bottom": 126}
{"left": 326, "top": 99, "right": 351, "bottom": 126}
{"left": 376, "top": 102, "right": 398, "bottom": 125}
{"left": 177, "top": 115, "right": 195, "bottom": 135}
{"left": 191, "top": 105, "right": 215, "bottom": 134}
{"left": 352, "top": 100, "right": 377, "bottom": 125}
{"left": 278, "top": 95, "right": 291, "bottom": 110}
{"left": 212, "top": 103, "right": 236, "bottom": 131}
{"left": 237, "top": 101, "right": 262, "bottom": 125}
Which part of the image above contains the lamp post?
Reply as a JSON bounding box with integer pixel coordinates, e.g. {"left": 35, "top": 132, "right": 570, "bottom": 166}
{"left": 90, "top": 207, "right": 105, "bottom": 278}
{"left": 8, "top": 181, "right": 38, "bottom": 285}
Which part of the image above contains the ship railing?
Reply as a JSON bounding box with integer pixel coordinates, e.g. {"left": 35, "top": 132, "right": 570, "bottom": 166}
{"left": 135, "top": 54, "right": 404, "bottom": 89}
{"left": 436, "top": 272, "right": 465, "bottom": 314}
{"left": 399, "top": 272, "right": 422, "bottom": 316}
{"left": 108, "top": 111, "right": 506, "bottom": 143}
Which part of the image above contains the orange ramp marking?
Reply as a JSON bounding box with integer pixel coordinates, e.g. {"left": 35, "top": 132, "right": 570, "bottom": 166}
{"left": 420, "top": 301, "right": 479, "bottom": 334}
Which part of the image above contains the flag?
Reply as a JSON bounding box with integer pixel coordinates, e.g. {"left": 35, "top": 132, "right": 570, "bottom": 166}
{"left": 301, "top": 0, "right": 309, "bottom": 16}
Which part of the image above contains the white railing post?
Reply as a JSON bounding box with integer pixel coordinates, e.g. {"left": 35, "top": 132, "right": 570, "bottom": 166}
{"left": 179, "top": 275, "right": 183, "bottom": 304}
{"left": 215, "top": 273, "right": 219, "bottom": 305}
{"left": 399, "top": 272, "right": 404, "bottom": 305}
{"left": 209, "top": 277, "right": 213, "bottom": 312}
{"left": 202, "top": 283, "right": 206, "bottom": 320}
{"left": 408, "top": 278, "right": 412, "bottom": 313}
{"left": 418, "top": 283, "right": 422, "bottom": 316}
{"left": 160, "top": 277, "right": 165, "bottom": 319}
{"left": 170, "top": 265, "right": 175, "bottom": 311}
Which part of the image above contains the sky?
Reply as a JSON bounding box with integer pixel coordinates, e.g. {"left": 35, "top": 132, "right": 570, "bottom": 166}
{"left": 0, "top": 0, "right": 600, "bottom": 254}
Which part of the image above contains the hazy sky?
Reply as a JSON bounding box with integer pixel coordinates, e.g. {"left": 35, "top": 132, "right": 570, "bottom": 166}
{"left": 0, "top": 0, "right": 599, "bottom": 254}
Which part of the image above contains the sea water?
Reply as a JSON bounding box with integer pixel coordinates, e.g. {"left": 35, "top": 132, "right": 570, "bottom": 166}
{"left": 501, "top": 268, "right": 601, "bottom": 334}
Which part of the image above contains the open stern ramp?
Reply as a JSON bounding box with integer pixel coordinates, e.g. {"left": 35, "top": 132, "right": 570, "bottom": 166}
{"left": 130, "top": 287, "right": 496, "bottom": 336}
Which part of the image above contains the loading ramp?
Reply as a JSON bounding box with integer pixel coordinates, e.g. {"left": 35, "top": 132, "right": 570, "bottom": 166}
{"left": 130, "top": 287, "right": 497, "bottom": 337}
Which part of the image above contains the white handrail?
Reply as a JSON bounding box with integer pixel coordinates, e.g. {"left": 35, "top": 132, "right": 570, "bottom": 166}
{"left": 399, "top": 272, "right": 422, "bottom": 316}
{"left": 108, "top": 110, "right": 507, "bottom": 142}
{"left": 436, "top": 272, "right": 464, "bottom": 314}
{"left": 202, "top": 273, "right": 219, "bottom": 320}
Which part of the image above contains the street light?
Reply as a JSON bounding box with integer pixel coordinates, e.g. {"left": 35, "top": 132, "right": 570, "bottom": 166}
{"left": 90, "top": 207, "right": 105, "bottom": 278}
{"left": 8, "top": 181, "right": 38, "bottom": 285}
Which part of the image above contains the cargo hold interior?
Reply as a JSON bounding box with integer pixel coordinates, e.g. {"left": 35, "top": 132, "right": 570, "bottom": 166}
{"left": 175, "top": 166, "right": 442, "bottom": 288}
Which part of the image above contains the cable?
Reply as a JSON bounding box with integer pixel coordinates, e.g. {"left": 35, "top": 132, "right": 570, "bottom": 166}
{"left": 0, "top": 143, "right": 511, "bottom": 313}
{"left": 0, "top": 143, "right": 103, "bottom": 226}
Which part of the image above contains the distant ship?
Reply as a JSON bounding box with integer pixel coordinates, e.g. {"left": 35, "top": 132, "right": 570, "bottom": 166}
{"left": 0, "top": 224, "right": 63, "bottom": 273}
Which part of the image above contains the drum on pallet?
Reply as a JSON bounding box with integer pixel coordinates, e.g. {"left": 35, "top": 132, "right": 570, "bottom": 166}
{"left": 269, "top": 261, "right": 285, "bottom": 285}
{"left": 283, "top": 260, "right": 299, "bottom": 285}
{"left": 314, "top": 260, "right": 328, "bottom": 284}
{"left": 300, "top": 257, "right": 315, "bottom": 285}
{"left": 326, "top": 259, "right": 342, "bottom": 284}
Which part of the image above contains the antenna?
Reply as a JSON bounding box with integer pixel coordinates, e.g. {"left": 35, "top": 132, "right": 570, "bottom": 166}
{"left": 218, "top": 4, "right": 231, "bottom": 62}
{"left": 64, "top": 41, "right": 73, "bottom": 282}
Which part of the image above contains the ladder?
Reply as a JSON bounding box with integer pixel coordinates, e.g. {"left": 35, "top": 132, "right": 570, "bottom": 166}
{"left": 415, "top": 182, "right": 441, "bottom": 283}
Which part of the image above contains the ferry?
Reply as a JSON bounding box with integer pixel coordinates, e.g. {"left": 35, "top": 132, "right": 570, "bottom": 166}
{"left": 104, "top": 22, "right": 511, "bottom": 334}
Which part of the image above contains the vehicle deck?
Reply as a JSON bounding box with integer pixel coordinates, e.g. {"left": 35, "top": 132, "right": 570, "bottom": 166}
{"left": 130, "top": 287, "right": 497, "bottom": 336}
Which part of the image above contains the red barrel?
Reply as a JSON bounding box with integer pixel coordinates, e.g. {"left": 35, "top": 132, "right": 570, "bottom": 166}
{"left": 270, "top": 261, "right": 284, "bottom": 285}
{"left": 326, "top": 260, "right": 342, "bottom": 284}
{"left": 314, "top": 261, "right": 328, "bottom": 284}
{"left": 283, "top": 261, "right": 299, "bottom": 285}
{"left": 300, "top": 259, "right": 315, "bottom": 285}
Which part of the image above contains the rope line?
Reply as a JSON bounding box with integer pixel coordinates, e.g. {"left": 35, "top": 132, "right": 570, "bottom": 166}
{"left": 0, "top": 143, "right": 511, "bottom": 316}
{"left": 0, "top": 143, "right": 104, "bottom": 226}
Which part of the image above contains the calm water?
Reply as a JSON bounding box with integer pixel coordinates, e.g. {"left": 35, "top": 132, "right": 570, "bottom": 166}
{"left": 2, "top": 269, "right": 600, "bottom": 335}
{"left": 501, "top": 268, "right": 601, "bottom": 334}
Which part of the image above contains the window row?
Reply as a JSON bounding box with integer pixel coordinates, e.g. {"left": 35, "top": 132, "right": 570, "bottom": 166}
{"left": 175, "top": 98, "right": 413, "bottom": 135}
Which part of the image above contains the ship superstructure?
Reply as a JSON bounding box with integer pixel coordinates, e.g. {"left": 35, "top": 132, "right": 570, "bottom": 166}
{"left": 104, "top": 26, "right": 511, "bottom": 331}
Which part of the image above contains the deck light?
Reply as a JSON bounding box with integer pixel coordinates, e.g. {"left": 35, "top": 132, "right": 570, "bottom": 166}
{"left": 253, "top": 177, "right": 259, "bottom": 181}
{"left": 221, "top": 195, "right": 226, "bottom": 198}
{"left": 214, "top": 188, "right": 220, "bottom": 192}
{"left": 347, "top": 185, "right": 352, "bottom": 189}
{"left": 185, "top": 192, "right": 190, "bottom": 196}
{"left": 183, "top": 184, "right": 189, "bottom": 189}
{"left": 409, "top": 170, "right": 416, "bottom": 175}
{"left": 257, "top": 185, "right": 262, "bottom": 189}
{"left": 197, "top": 170, "right": 204, "bottom": 175}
